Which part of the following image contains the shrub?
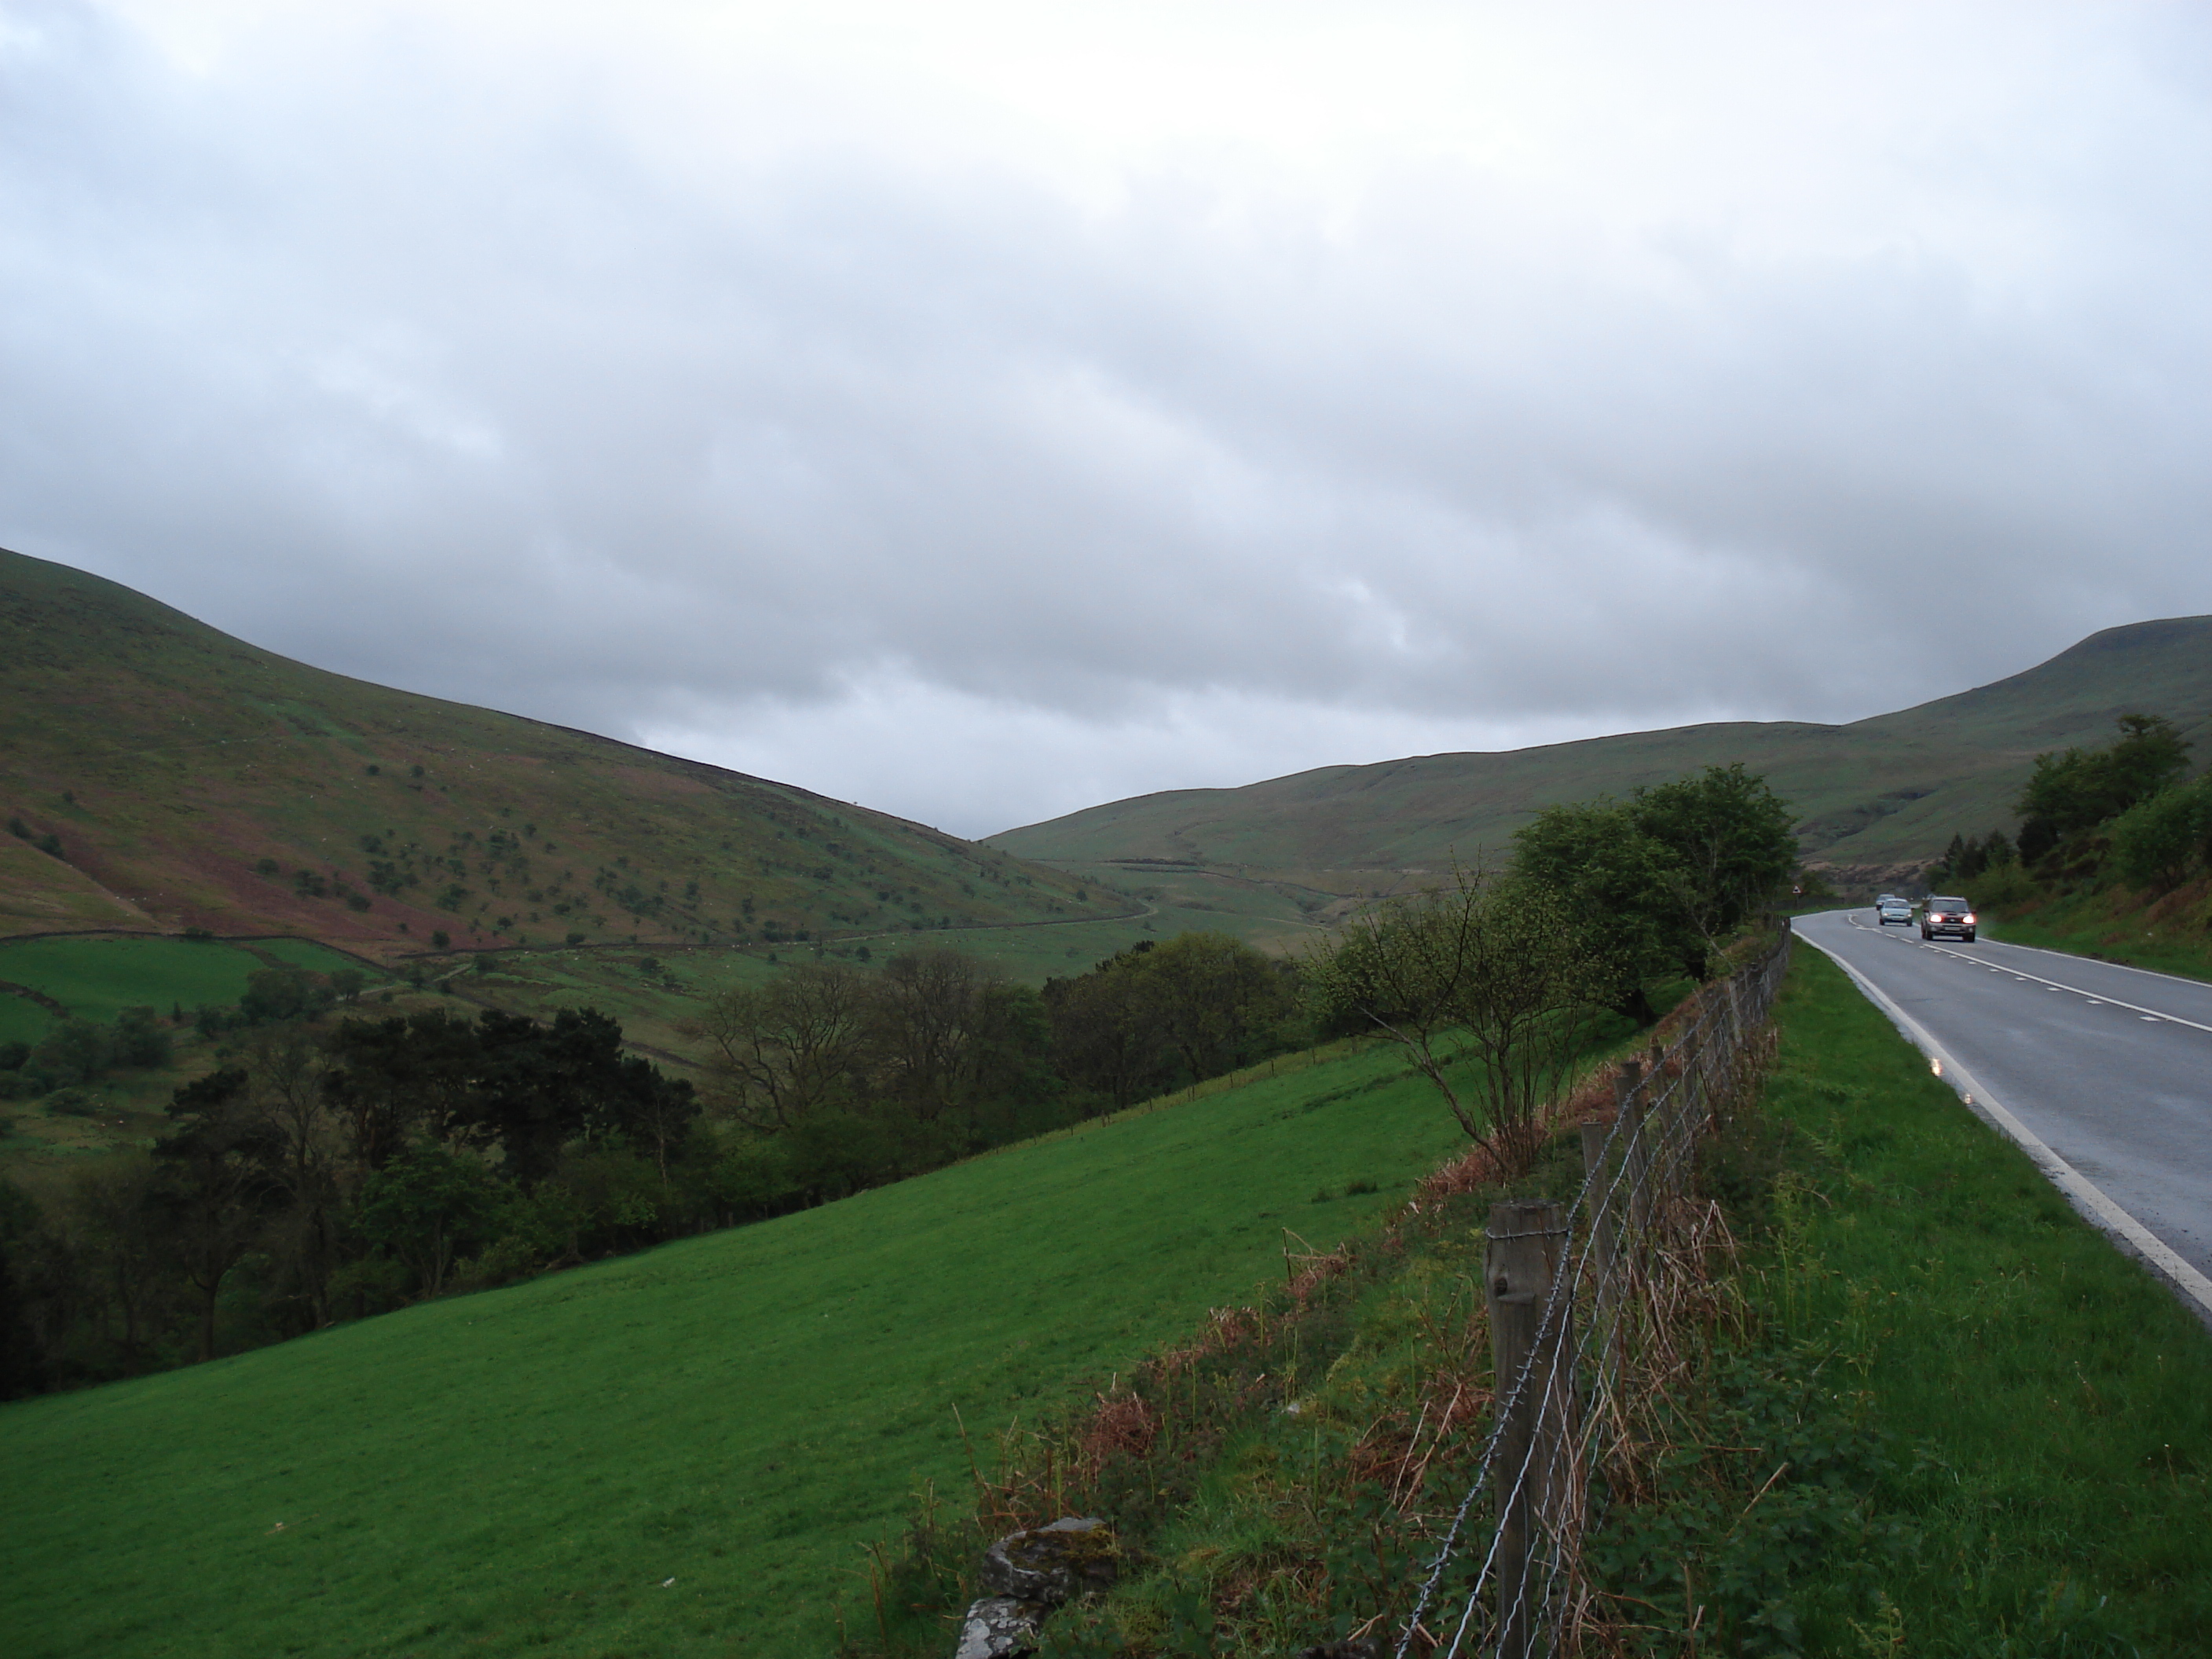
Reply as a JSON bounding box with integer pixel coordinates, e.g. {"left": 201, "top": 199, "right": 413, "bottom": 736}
{"left": 109, "top": 1007, "right": 172, "bottom": 1070}
{"left": 1964, "top": 859, "right": 2040, "bottom": 912}
{"left": 2109, "top": 776, "right": 2212, "bottom": 892}
{"left": 31, "top": 1021, "right": 108, "bottom": 1087}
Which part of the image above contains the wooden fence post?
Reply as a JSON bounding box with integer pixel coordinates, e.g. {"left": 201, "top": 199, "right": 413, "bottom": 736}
{"left": 1487, "top": 1199, "right": 1565, "bottom": 1659}
{"left": 1617, "top": 1059, "right": 1651, "bottom": 1241}
{"left": 1580, "top": 1122, "right": 1620, "bottom": 1395}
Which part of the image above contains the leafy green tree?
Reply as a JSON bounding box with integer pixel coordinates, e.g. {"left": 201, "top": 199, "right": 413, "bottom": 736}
{"left": 108, "top": 1006, "right": 171, "bottom": 1070}
{"left": 1042, "top": 947, "right": 1171, "bottom": 1111}
{"left": 31, "top": 1020, "right": 107, "bottom": 1087}
{"left": 864, "top": 950, "right": 1053, "bottom": 1139}
{"left": 1512, "top": 804, "right": 1683, "bottom": 1019}
{"left": 323, "top": 1010, "right": 480, "bottom": 1171}
{"left": 357, "top": 1145, "right": 502, "bottom": 1297}
{"left": 148, "top": 1068, "right": 285, "bottom": 1362}
{"left": 240, "top": 968, "right": 320, "bottom": 1024}
{"left": 1628, "top": 763, "right": 1799, "bottom": 954}
{"left": 2017, "top": 713, "right": 2193, "bottom": 854}
{"left": 461, "top": 1008, "right": 696, "bottom": 1188}
{"left": 0, "top": 1180, "right": 49, "bottom": 1399}
{"left": 236, "top": 1027, "right": 346, "bottom": 1331}
{"left": 1133, "top": 932, "right": 1296, "bottom": 1082}
{"left": 2109, "top": 775, "right": 2212, "bottom": 892}
{"left": 868, "top": 949, "right": 991, "bottom": 1123}
{"left": 63, "top": 1154, "right": 170, "bottom": 1366}
{"left": 1514, "top": 764, "right": 1796, "bottom": 1013}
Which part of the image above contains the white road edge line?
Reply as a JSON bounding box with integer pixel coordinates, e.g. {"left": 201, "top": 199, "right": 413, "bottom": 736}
{"left": 1802, "top": 930, "right": 2212, "bottom": 1324}
{"left": 1842, "top": 915, "right": 2212, "bottom": 1035}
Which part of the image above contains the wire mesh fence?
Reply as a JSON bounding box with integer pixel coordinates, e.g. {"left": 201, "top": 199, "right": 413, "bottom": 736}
{"left": 1393, "top": 924, "right": 1795, "bottom": 1659}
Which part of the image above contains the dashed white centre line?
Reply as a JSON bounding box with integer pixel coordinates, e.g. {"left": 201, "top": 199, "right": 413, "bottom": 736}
{"left": 1843, "top": 914, "right": 2212, "bottom": 1033}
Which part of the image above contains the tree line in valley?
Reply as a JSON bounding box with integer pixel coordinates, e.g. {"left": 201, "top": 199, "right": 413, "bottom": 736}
{"left": 0, "top": 761, "right": 1806, "bottom": 1400}
{"left": 1925, "top": 712, "right": 2211, "bottom": 897}
{"left": 0, "top": 930, "right": 1306, "bottom": 1397}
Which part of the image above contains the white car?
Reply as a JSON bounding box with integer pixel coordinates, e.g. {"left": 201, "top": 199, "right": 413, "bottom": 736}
{"left": 1876, "top": 899, "right": 1914, "bottom": 926}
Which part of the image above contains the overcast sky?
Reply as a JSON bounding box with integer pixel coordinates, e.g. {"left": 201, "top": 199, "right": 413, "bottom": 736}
{"left": 5, "top": 2, "right": 2210, "bottom": 837}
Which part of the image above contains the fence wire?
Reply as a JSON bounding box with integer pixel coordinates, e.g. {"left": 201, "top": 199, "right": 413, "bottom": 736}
{"left": 1393, "top": 925, "right": 1794, "bottom": 1659}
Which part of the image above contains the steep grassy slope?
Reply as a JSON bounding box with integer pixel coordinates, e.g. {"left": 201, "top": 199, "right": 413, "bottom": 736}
{"left": 0, "top": 548, "right": 1113, "bottom": 960}
{"left": 0, "top": 1039, "right": 1469, "bottom": 1659}
{"left": 993, "top": 617, "right": 2212, "bottom": 888}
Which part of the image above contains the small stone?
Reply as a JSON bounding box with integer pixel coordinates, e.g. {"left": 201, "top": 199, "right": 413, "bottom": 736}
{"left": 953, "top": 1596, "right": 1044, "bottom": 1659}
{"left": 978, "top": 1516, "right": 1119, "bottom": 1606}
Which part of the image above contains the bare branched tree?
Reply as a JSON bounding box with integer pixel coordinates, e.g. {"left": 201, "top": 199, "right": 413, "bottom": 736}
{"left": 1309, "top": 869, "right": 1610, "bottom": 1172}
{"left": 686, "top": 963, "right": 873, "bottom": 1133}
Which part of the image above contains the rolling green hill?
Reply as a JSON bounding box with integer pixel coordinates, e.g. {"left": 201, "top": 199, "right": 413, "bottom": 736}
{"left": 0, "top": 1037, "right": 1467, "bottom": 1659}
{"left": 991, "top": 617, "right": 2212, "bottom": 895}
{"left": 0, "top": 548, "right": 1116, "bottom": 961}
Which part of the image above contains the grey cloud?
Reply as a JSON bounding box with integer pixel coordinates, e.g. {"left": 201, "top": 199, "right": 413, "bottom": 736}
{"left": 5, "top": 1, "right": 2212, "bottom": 835}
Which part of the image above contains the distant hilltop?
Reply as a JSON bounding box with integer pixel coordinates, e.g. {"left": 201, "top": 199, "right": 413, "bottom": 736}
{"left": 0, "top": 547, "right": 1115, "bottom": 956}
{"left": 990, "top": 616, "right": 2212, "bottom": 899}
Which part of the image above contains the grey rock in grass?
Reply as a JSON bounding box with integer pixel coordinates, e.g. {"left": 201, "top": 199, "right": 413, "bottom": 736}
{"left": 952, "top": 1595, "right": 1044, "bottom": 1659}
{"left": 978, "top": 1515, "right": 1118, "bottom": 1606}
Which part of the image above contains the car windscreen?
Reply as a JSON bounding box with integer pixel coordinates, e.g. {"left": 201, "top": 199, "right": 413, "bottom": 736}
{"left": 1929, "top": 897, "right": 1968, "bottom": 909}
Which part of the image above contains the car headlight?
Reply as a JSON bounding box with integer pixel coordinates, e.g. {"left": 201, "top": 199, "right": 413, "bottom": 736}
{"left": 1965, "top": 913, "right": 1976, "bottom": 925}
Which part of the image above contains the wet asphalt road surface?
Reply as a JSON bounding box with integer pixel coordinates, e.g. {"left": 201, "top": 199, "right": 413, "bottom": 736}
{"left": 1796, "top": 907, "right": 2212, "bottom": 1281}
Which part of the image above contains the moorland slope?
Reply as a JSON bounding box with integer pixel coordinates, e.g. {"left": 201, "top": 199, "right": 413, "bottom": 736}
{"left": 0, "top": 548, "right": 1112, "bottom": 959}
{"left": 991, "top": 617, "right": 2212, "bottom": 894}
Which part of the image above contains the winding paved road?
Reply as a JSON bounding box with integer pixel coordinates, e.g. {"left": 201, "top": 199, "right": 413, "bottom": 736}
{"left": 1796, "top": 908, "right": 2212, "bottom": 1317}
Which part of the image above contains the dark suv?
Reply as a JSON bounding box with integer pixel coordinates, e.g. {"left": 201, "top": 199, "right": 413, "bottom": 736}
{"left": 1921, "top": 895, "right": 1976, "bottom": 943}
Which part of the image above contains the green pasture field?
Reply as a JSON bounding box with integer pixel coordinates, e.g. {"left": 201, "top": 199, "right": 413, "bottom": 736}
{"left": 1763, "top": 947, "right": 2212, "bottom": 1649}
{"left": 241, "top": 936, "right": 381, "bottom": 977}
{"left": 0, "top": 1037, "right": 1474, "bottom": 1659}
{"left": 0, "top": 936, "right": 291, "bottom": 1024}
{"left": 449, "top": 946, "right": 787, "bottom": 1062}
{"left": 862, "top": 892, "right": 1319, "bottom": 985}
